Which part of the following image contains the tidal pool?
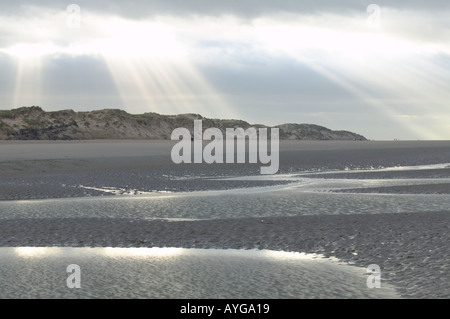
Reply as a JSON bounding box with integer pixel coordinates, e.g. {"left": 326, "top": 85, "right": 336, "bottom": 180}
{"left": 0, "top": 247, "right": 399, "bottom": 299}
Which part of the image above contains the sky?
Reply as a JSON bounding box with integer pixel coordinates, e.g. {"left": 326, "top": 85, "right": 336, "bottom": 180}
{"left": 0, "top": 1, "right": 449, "bottom": 140}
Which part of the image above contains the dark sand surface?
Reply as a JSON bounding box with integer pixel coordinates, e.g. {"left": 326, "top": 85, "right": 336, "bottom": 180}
{"left": 1, "top": 140, "right": 449, "bottom": 298}
{"left": 1, "top": 140, "right": 450, "bottom": 200}
{"left": 0, "top": 212, "right": 448, "bottom": 298}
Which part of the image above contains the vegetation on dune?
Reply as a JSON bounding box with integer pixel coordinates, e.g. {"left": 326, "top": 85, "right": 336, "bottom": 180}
{"left": 0, "top": 106, "right": 367, "bottom": 141}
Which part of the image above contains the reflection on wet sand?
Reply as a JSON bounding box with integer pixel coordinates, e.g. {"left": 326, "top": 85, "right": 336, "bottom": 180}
{"left": 1, "top": 247, "right": 399, "bottom": 299}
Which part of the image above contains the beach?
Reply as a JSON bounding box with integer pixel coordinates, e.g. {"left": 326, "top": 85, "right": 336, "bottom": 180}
{"left": 0, "top": 140, "right": 449, "bottom": 298}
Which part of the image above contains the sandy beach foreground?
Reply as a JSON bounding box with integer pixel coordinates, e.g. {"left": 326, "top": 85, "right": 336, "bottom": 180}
{"left": 0, "top": 140, "right": 449, "bottom": 298}
{"left": 0, "top": 212, "right": 448, "bottom": 298}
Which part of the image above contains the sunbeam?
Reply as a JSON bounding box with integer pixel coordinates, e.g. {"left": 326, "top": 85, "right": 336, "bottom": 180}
{"left": 253, "top": 12, "right": 450, "bottom": 140}
{"left": 1, "top": 4, "right": 449, "bottom": 140}
{"left": 1, "top": 10, "right": 239, "bottom": 120}
{"left": 91, "top": 15, "right": 239, "bottom": 118}
{"left": 11, "top": 56, "right": 43, "bottom": 108}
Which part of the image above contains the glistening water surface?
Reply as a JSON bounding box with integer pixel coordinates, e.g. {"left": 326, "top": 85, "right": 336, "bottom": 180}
{"left": 1, "top": 141, "right": 449, "bottom": 298}
{"left": 0, "top": 247, "right": 399, "bottom": 299}
{"left": 1, "top": 165, "right": 449, "bottom": 220}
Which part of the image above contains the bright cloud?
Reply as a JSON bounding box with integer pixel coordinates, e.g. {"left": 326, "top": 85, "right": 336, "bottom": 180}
{"left": 0, "top": 2, "right": 449, "bottom": 140}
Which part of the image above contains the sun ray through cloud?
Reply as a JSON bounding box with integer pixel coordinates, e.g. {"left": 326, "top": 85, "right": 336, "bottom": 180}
{"left": 1, "top": 3, "right": 450, "bottom": 139}
{"left": 10, "top": 56, "right": 43, "bottom": 109}
{"left": 92, "top": 15, "right": 239, "bottom": 119}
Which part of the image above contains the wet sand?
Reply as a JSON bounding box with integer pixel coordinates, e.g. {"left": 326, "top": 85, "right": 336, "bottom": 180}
{"left": 0, "top": 140, "right": 449, "bottom": 298}
{"left": 0, "top": 247, "right": 399, "bottom": 299}
{"left": 1, "top": 140, "right": 450, "bottom": 199}
{"left": 0, "top": 211, "right": 448, "bottom": 298}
